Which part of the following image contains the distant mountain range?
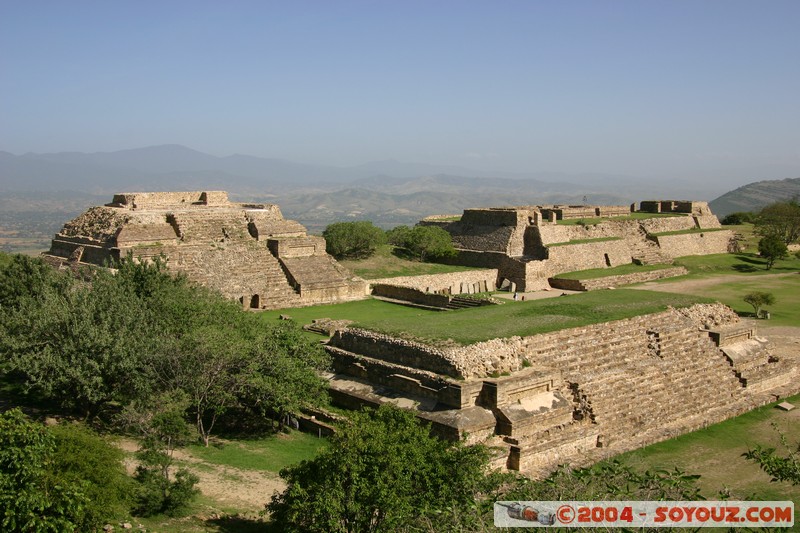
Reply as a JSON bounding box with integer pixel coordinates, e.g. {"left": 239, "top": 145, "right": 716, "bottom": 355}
{"left": 709, "top": 178, "right": 800, "bottom": 216}
{"left": 1, "top": 144, "right": 797, "bottom": 236}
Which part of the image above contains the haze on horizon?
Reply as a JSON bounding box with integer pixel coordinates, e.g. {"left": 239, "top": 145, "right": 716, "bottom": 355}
{"left": 1, "top": 1, "right": 799, "bottom": 188}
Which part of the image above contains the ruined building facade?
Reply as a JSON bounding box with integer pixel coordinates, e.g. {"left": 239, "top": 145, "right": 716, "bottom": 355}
{"left": 421, "top": 200, "right": 735, "bottom": 291}
{"left": 43, "top": 191, "right": 365, "bottom": 309}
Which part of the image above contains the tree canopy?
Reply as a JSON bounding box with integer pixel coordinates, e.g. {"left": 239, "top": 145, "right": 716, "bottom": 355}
{"left": 267, "top": 404, "right": 496, "bottom": 532}
{"left": 757, "top": 235, "right": 788, "bottom": 269}
{"left": 754, "top": 199, "right": 800, "bottom": 245}
{"left": 323, "top": 221, "right": 387, "bottom": 259}
{"left": 390, "top": 225, "right": 457, "bottom": 262}
{"left": 0, "top": 255, "right": 329, "bottom": 440}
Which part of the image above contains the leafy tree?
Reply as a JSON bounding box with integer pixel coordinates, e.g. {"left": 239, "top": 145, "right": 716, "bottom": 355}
{"left": 267, "top": 404, "right": 495, "bottom": 532}
{"left": 239, "top": 321, "right": 330, "bottom": 431}
{"left": 399, "top": 226, "right": 457, "bottom": 262}
{"left": 743, "top": 291, "right": 775, "bottom": 318}
{"left": 132, "top": 407, "right": 199, "bottom": 516}
{"left": 49, "top": 423, "right": 134, "bottom": 527}
{"left": 721, "top": 211, "right": 755, "bottom": 225}
{"left": 323, "top": 221, "right": 386, "bottom": 259}
{"left": 0, "top": 409, "right": 91, "bottom": 532}
{"left": 754, "top": 198, "right": 800, "bottom": 245}
{"left": 385, "top": 225, "right": 411, "bottom": 246}
{"left": 2, "top": 265, "right": 159, "bottom": 421}
{"left": 758, "top": 235, "right": 788, "bottom": 269}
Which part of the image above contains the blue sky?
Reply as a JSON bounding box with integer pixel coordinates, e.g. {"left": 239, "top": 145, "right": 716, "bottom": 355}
{"left": 1, "top": 1, "right": 798, "bottom": 183}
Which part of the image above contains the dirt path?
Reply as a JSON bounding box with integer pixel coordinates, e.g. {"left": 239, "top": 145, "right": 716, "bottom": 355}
{"left": 631, "top": 271, "right": 800, "bottom": 361}
{"left": 633, "top": 271, "right": 799, "bottom": 294}
{"left": 117, "top": 438, "right": 285, "bottom": 514}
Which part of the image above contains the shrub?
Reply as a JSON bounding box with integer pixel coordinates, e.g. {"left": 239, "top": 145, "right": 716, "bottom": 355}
{"left": 323, "top": 221, "right": 386, "bottom": 259}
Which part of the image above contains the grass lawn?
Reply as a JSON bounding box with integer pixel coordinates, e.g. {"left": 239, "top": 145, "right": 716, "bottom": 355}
{"left": 651, "top": 227, "right": 729, "bottom": 237}
{"left": 554, "top": 263, "right": 676, "bottom": 280}
{"left": 261, "top": 290, "right": 710, "bottom": 345}
{"left": 619, "top": 394, "right": 800, "bottom": 502}
{"left": 337, "top": 244, "right": 479, "bottom": 279}
{"left": 556, "top": 212, "right": 684, "bottom": 225}
{"left": 187, "top": 431, "right": 328, "bottom": 473}
{"left": 674, "top": 252, "right": 800, "bottom": 278}
{"left": 548, "top": 237, "right": 622, "bottom": 247}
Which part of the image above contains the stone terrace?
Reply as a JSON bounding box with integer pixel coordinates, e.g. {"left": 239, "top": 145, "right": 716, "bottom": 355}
{"left": 43, "top": 191, "right": 366, "bottom": 309}
{"left": 323, "top": 303, "right": 799, "bottom": 476}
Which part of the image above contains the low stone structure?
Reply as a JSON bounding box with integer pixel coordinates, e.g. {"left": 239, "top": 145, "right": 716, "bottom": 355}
{"left": 43, "top": 191, "right": 366, "bottom": 309}
{"left": 548, "top": 266, "right": 689, "bottom": 291}
{"left": 324, "top": 303, "right": 798, "bottom": 475}
{"left": 420, "top": 201, "right": 734, "bottom": 291}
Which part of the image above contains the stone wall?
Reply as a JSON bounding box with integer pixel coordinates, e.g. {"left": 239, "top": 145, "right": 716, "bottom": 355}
{"left": 548, "top": 266, "right": 689, "bottom": 291}
{"left": 369, "top": 269, "right": 499, "bottom": 294}
{"left": 654, "top": 230, "right": 733, "bottom": 257}
{"left": 109, "top": 191, "right": 230, "bottom": 208}
{"left": 44, "top": 192, "right": 366, "bottom": 310}
{"left": 544, "top": 240, "right": 632, "bottom": 273}
{"left": 329, "top": 328, "right": 463, "bottom": 378}
{"left": 371, "top": 284, "right": 452, "bottom": 307}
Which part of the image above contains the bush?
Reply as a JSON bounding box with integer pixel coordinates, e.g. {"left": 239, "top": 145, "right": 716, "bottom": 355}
{"left": 323, "top": 221, "right": 386, "bottom": 259}
{"left": 394, "top": 225, "right": 457, "bottom": 262}
{"left": 743, "top": 291, "right": 775, "bottom": 318}
{"left": 0, "top": 409, "right": 92, "bottom": 532}
{"left": 721, "top": 212, "right": 755, "bottom": 225}
{"left": 50, "top": 424, "right": 134, "bottom": 527}
{"left": 758, "top": 235, "right": 788, "bottom": 269}
{"left": 385, "top": 225, "right": 411, "bottom": 246}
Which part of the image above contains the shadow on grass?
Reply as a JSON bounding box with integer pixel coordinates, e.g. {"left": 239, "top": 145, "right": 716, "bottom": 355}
{"left": 732, "top": 263, "right": 759, "bottom": 273}
{"left": 208, "top": 515, "right": 275, "bottom": 532}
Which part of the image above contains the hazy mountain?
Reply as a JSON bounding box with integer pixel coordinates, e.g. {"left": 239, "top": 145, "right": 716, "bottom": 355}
{"left": 2, "top": 144, "right": 726, "bottom": 199}
{"left": 709, "top": 177, "right": 800, "bottom": 216}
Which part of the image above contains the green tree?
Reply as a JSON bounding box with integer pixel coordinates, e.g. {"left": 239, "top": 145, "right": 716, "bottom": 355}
{"left": 239, "top": 321, "right": 330, "bottom": 431}
{"left": 323, "top": 221, "right": 387, "bottom": 259}
{"left": 721, "top": 211, "right": 755, "bottom": 225}
{"left": 385, "top": 225, "right": 411, "bottom": 246}
{"left": 754, "top": 199, "right": 800, "bottom": 245}
{"left": 0, "top": 409, "right": 91, "bottom": 532}
{"left": 743, "top": 291, "right": 775, "bottom": 318}
{"left": 401, "top": 226, "right": 457, "bottom": 262}
{"left": 267, "top": 404, "right": 495, "bottom": 532}
{"left": 758, "top": 235, "right": 789, "bottom": 269}
{"left": 2, "top": 265, "right": 158, "bottom": 421}
{"left": 132, "top": 408, "right": 199, "bottom": 516}
{"left": 50, "top": 423, "right": 134, "bottom": 527}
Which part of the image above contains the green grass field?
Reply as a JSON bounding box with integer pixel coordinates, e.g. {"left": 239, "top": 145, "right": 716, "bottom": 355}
{"left": 187, "top": 431, "right": 328, "bottom": 472}
{"left": 554, "top": 263, "right": 675, "bottom": 280}
{"left": 262, "top": 289, "right": 711, "bottom": 345}
{"left": 674, "top": 252, "right": 800, "bottom": 278}
{"left": 337, "top": 244, "right": 479, "bottom": 279}
{"left": 620, "top": 395, "right": 800, "bottom": 502}
{"left": 548, "top": 236, "right": 622, "bottom": 247}
{"left": 556, "top": 212, "right": 684, "bottom": 225}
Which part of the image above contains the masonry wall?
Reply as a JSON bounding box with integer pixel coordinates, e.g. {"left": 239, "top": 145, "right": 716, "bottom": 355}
{"left": 369, "top": 269, "right": 499, "bottom": 294}
{"left": 544, "top": 240, "right": 632, "bottom": 273}
{"left": 654, "top": 230, "right": 733, "bottom": 256}
{"left": 548, "top": 266, "right": 689, "bottom": 291}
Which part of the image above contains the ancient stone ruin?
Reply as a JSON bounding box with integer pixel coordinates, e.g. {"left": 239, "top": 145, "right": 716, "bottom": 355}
{"left": 419, "top": 200, "right": 735, "bottom": 292}
{"left": 324, "top": 303, "right": 798, "bottom": 475}
{"left": 43, "top": 191, "right": 365, "bottom": 309}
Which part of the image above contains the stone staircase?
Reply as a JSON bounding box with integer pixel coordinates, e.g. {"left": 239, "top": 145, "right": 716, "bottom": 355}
{"left": 628, "top": 226, "right": 673, "bottom": 265}
{"left": 511, "top": 311, "right": 756, "bottom": 473}
{"left": 446, "top": 296, "right": 487, "bottom": 310}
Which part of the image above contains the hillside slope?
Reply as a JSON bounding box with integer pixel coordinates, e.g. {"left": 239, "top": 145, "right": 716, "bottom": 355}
{"left": 710, "top": 178, "right": 800, "bottom": 216}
